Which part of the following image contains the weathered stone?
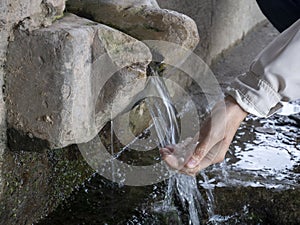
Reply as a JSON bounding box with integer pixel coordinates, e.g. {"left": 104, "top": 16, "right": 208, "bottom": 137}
{"left": 66, "top": 0, "right": 199, "bottom": 52}
{"left": 0, "top": 0, "right": 65, "bottom": 219}
{"left": 94, "top": 0, "right": 159, "bottom": 8}
{"left": 0, "top": 0, "right": 66, "bottom": 29}
{"left": 6, "top": 13, "right": 151, "bottom": 149}
{"left": 213, "top": 187, "right": 300, "bottom": 224}
{"left": 65, "top": 0, "right": 201, "bottom": 140}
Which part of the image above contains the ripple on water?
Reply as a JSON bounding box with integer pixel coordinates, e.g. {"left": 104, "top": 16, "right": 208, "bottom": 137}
{"left": 211, "top": 101, "right": 300, "bottom": 189}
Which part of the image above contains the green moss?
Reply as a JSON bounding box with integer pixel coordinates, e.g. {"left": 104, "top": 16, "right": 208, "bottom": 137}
{"left": 53, "top": 13, "right": 65, "bottom": 22}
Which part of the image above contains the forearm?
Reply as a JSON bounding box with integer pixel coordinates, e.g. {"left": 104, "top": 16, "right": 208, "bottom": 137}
{"left": 226, "top": 19, "right": 300, "bottom": 117}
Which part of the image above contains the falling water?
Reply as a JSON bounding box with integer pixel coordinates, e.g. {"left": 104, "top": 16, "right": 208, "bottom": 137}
{"left": 144, "top": 72, "right": 216, "bottom": 225}
{"left": 110, "top": 120, "right": 116, "bottom": 183}
{"left": 144, "top": 75, "right": 179, "bottom": 148}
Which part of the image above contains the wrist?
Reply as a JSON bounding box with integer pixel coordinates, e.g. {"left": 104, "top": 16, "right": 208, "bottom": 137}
{"left": 225, "top": 95, "right": 248, "bottom": 119}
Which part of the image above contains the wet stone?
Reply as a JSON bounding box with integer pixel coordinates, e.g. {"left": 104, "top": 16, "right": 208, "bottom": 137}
{"left": 254, "top": 126, "right": 276, "bottom": 135}
{"left": 289, "top": 114, "right": 300, "bottom": 127}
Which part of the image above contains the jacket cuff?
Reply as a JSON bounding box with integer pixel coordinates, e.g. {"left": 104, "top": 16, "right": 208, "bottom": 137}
{"left": 225, "top": 72, "right": 283, "bottom": 118}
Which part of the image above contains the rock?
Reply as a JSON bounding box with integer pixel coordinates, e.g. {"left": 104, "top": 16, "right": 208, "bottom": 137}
{"left": 213, "top": 187, "right": 300, "bottom": 225}
{"left": 66, "top": 0, "right": 199, "bottom": 52}
{"left": 96, "top": 0, "right": 159, "bottom": 8}
{"left": 66, "top": 0, "right": 201, "bottom": 136}
{"left": 254, "top": 126, "right": 276, "bottom": 135}
{"left": 1, "top": 0, "right": 66, "bottom": 29}
{"left": 47, "top": 0, "right": 66, "bottom": 16}
{"left": 6, "top": 13, "right": 151, "bottom": 149}
{"left": 1, "top": 0, "right": 67, "bottom": 152}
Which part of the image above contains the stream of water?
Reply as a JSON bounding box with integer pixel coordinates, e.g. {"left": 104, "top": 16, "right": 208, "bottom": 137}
{"left": 144, "top": 74, "right": 216, "bottom": 225}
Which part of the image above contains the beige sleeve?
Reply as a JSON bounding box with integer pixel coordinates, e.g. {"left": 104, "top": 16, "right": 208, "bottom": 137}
{"left": 226, "top": 19, "right": 300, "bottom": 117}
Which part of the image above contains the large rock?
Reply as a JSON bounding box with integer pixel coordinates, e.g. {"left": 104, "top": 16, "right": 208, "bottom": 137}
{"left": 6, "top": 14, "right": 151, "bottom": 149}
{"left": 66, "top": 0, "right": 199, "bottom": 52}
{"left": 1, "top": 0, "right": 66, "bottom": 30}
{"left": 66, "top": 0, "right": 202, "bottom": 119}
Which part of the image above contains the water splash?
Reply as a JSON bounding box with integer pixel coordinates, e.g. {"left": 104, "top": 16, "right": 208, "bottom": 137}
{"left": 144, "top": 72, "right": 216, "bottom": 224}
{"left": 200, "top": 171, "right": 215, "bottom": 218}
{"left": 111, "top": 120, "right": 116, "bottom": 183}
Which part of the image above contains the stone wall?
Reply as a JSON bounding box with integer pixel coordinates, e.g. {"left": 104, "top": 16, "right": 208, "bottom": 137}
{"left": 0, "top": 1, "right": 67, "bottom": 224}
{"left": 0, "top": 0, "right": 199, "bottom": 224}
{"left": 157, "top": 0, "right": 265, "bottom": 64}
{"left": 0, "top": 0, "right": 266, "bottom": 224}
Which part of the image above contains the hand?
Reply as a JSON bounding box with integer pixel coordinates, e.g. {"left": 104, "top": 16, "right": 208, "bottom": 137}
{"left": 160, "top": 96, "right": 248, "bottom": 176}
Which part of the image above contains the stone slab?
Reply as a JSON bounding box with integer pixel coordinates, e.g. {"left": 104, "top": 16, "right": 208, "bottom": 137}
{"left": 6, "top": 13, "right": 151, "bottom": 148}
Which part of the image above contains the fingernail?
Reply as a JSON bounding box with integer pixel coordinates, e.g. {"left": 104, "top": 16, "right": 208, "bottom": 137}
{"left": 187, "top": 158, "right": 198, "bottom": 168}
{"left": 160, "top": 148, "right": 171, "bottom": 155}
{"left": 165, "top": 145, "right": 175, "bottom": 152}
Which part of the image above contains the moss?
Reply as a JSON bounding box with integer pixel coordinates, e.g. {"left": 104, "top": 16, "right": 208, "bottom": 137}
{"left": 50, "top": 146, "right": 93, "bottom": 201}
{"left": 53, "top": 13, "right": 65, "bottom": 22}
{"left": 0, "top": 144, "right": 94, "bottom": 225}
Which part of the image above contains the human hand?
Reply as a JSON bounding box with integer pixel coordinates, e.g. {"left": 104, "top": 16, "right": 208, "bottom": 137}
{"left": 160, "top": 96, "right": 248, "bottom": 176}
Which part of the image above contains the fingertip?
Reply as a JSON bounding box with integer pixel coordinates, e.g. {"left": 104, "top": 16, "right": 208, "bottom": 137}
{"left": 159, "top": 149, "right": 171, "bottom": 159}
{"left": 163, "top": 154, "right": 179, "bottom": 169}
{"left": 164, "top": 145, "right": 175, "bottom": 152}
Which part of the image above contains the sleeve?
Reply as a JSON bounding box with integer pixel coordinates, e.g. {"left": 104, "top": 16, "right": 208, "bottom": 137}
{"left": 226, "top": 19, "right": 300, "bottom": 118}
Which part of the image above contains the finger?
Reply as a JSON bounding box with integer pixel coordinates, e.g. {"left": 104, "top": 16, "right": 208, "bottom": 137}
{"left": 160, "top": 145, "right": 175, "bottom": 153}
{"left": 191, "top": 120, "right": 226, "bottom": 165}
{"left": 160, "top": 148, "right": 181, "bottom": 169}
{"left": 185, "top": 141, "right": 212, "bottom": 169}
{"left": 182, "top": 139, "right": 227, "bottom": 175}
{"left": 162, "top": 132, "right": 203, "bottom": 169}
{"left": 176, "top": 137, "right": 198, "bottom": 164}
{"left": 159, "top": 147, "right": 172, "bottom": 157}
{"left": 160, "top": 136, "right": 198, "bottom": 169}
{"left": 161, "top": 144, "right": 189, "bottom": 170}
{"left": 163, "top": 154, "right": 185, "bottom": 170}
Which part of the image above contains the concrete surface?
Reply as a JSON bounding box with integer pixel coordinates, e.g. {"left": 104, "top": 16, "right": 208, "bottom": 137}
{"left": 211, "top": 22, "right": 279, "bottom": 86}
